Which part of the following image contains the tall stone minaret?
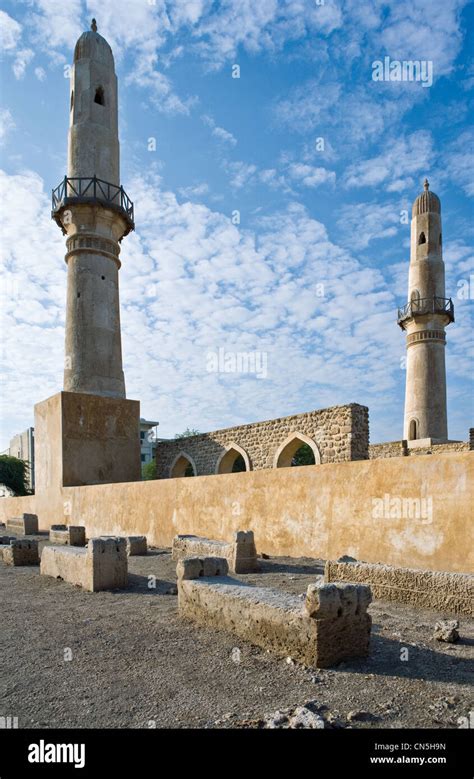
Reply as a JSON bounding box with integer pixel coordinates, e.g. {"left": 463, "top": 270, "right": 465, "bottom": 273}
{"left": 398, "top": 179, "right": 454, "bottom": 442}
{"left": 52, "top": 19, "right": 134, "bottom": 399}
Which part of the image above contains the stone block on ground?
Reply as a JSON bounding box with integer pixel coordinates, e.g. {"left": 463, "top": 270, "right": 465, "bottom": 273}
{"left": 177, "top": 558, "right": 371, "bottom": 667}
{"left": 172, "top": 530, "right": 258, "bottom": 573}
{"left": 126, "top": 536, "right": 147, "bottom": 556}
{"left": 325, "top": 560, "right": 474, "bottom": 616}
{"left": 0, "top": 539, "right": 39, "bottom": 566}
{"left": 6, "top": 513, "right": 39, "bottom": 535}
{"left": 40, "top": 536, "right": 127, "bottom": 592}
{"left": 49, "top": 525, "right": 86, "bottom": 547}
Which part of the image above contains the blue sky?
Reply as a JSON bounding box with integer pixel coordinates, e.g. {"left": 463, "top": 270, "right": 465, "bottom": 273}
{"left": 0, "top": 0, "right": 472, "bottom": 449}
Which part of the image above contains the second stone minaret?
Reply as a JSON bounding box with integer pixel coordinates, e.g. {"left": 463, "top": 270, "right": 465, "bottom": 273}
{"left": 398, "top": 179, "right": 454, "bottom": 442}
{"left": 52, "top": 19, "right": 134, "bottom": 398}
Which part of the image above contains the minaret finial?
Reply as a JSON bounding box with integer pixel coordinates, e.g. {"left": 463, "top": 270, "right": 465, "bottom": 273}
{"left": 91, "top": 18, "right": 97, "bottom": 32}
{"left": 424, "top": 178, "right": 429, "bottom": 191}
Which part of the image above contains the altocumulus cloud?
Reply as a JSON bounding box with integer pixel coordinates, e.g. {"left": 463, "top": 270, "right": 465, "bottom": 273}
{"left": 1, "top": 167, "right": 411, "bottom": 447}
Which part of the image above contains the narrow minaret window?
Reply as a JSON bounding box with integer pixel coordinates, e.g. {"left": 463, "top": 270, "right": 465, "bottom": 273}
{"left": 418, "top": 231, "right": 426, "bottom": 244}
{"left": 94, "top": 87, "right": 105, "bottom": 106}
{"left": 408, "top": 419, "right": 418, "bottom": 441}
{"left": 70, "top": 91, "right": 74, "bottom": 110}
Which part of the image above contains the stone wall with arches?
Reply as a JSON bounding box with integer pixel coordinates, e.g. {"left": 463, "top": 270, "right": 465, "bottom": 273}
{"left": 155, "top": 403, "right": 368, "bottom": 479}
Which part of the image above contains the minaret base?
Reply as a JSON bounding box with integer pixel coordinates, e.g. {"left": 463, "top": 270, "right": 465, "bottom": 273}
{"left": 34, "top": 391, "right": 141, "bottom": 492}
{"left": 406, "top": 437, "right": 461, "bottom": 449}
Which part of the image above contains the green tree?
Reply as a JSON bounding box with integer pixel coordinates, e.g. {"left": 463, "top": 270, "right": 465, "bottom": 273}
{"left": 142, "top": 459, "right": 157, "bottom": 480}
{"left": 174, "top": 428, "right": 200, "bottom": 439}
{"left": 291, "top": 444, "right": 315, "bottom": 466}
{"left": 0, "top": 455, "right": 31, "bottom": 496}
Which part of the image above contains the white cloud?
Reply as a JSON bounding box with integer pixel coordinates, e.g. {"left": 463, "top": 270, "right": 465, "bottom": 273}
{"left": 26, "top": 0, "right": 83, "bottom": 50}
{"left": 0, "top": 109, "right": 15, "bottom": 145}
{"left": 336, "top": 202, "right": 404, "bottom": 251}
{"left": 288, "top": 163, "right": 336, "bottom": 188}
{"left": 439, "top": 130, "right": 474, "bottom": 197}
{"left": 223, "top": 160, "right": 258, "bottom": 189}
{"left": 178, "top": 182, "right": 209, "bottom": 198}
{"left": 344, "top": 131, "right": 434, "bottom": 189}
{"left": 34, "top": 66, "right": 46, "bottom": 81}
{"left": 201, "top": 114, "right": 237, "bottom": 146}
{"left": 0, "top": 10, "right": 22, "bottom": 50}
{"left": 377, "top": 0, "right": 467, "bottom": 77}
{"left": 0, "top": 166, "right": 413, "bottom": 449}
{"left": 12, "top": 48, "right": 34, "bottom": 79}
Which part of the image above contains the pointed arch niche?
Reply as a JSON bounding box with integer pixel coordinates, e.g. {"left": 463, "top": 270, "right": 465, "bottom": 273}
{"left": 215, "top": 442, "right": 251, "bottom": 474}
{"left": 273, "top": 432, "right": 321, "bottom": 469}
{"left": 169, "top": 451, "right": 197, "bottom": 478}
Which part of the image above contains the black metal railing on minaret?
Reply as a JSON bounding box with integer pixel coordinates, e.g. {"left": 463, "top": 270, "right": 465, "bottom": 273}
{"left": 51, "top": 176, "right": 135, "bottom": 236}
{"left": 397, "top": 296, "right": 454, "bottom": 329}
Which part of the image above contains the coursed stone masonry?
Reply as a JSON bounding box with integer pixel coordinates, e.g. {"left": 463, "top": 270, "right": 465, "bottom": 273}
{"left": 156, "top": 403, "right": 368, "bottom": 478}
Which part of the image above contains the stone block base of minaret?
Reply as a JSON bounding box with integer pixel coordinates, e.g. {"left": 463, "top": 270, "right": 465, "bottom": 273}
{"left": 406, "top": 437, "right": 455, "bottom": 449}
{"left": 34, "top": 392, "right": 141, "bottom": 492}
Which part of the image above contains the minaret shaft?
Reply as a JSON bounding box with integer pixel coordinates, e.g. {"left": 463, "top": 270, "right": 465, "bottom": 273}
{"left": 399, "top": 180, "right": 453, "bottom": 442}
{"left": 52, "top": 22, "right": 133, "bottom": 399}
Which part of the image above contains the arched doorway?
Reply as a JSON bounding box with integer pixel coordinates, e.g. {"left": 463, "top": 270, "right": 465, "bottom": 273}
{"left": 215, "top": 443, "right": 251, "bottom": 474}
{"left": 169, "top": 452, "right": 197, "bottom": 478}
{"left": 273, "top": 432, "right": 321, "bottom": 468}
{"left": 408, "top": 419, "right": 418, "bottom": 441}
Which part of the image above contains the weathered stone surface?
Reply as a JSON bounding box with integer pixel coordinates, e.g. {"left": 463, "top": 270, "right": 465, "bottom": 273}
{"left": 264, "top": 704, "right": 325, "bottom": 729}
{"left": 325, "top": 560, "right": 474, "bottom": 616}
{"left": 1, "top": 539, "right": 39, "bottom": 566}
{"left": 157, "top": 403, "right": 369, "bottom": 478}
{"left": 177, "top": 556, "right": 229, "bottom": 580}
{"left": 40, "top": 536, "right": 127, "bottom": 592}
{"left": 7, "top": 513, "right": 38, "bottom": 535}
{"left": 178, "top": 559, "right": 371, "bottom": 668}
{"left": 34, "top": 392, "right": 141, "bottom": 491}
{"left": 369, "top": 439, "right": 470, "bottom": 460}
{"left": 172, "top": 530, "right": 258, "bottom": 574}
{"left": 433, "top": 619, "right": 459, "bottom": 643}
{"left": 49, "top": 525, "right": 86, "bottom": 547}
{"left": 126, "top": 536, "right": 147, "bottom": 556}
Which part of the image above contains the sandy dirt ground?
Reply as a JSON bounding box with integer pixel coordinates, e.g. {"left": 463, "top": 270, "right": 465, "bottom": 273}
{"left": 1, "top": 536, "right": 473, "bottom": 729}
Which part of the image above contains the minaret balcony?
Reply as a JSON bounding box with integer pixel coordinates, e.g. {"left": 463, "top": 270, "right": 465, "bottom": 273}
{"left": 397, "top": 296, "right": 454, "bottom": 329}
{"left": 51, "top": 176, "right": 134, "bottom": 237}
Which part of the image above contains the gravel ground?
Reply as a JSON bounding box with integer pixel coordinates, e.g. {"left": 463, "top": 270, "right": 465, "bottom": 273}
{"left": 1, "top": 536, "right": 473, "bottom": 730}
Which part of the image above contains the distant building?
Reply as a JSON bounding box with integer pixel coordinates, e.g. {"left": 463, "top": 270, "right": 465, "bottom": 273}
{"left": 7, "top": 427, "right": 35, "bottom": 491}
{"left": 140, "top": 419, "right": 159, "bottom": 468}
{"left": 4, "top": 421, "right": 159, "bottom": 487}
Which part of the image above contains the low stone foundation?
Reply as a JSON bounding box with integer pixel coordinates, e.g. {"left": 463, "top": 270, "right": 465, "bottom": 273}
{"left": 0, "top": 539, "right": 39, "bottom": 566}
{"left": 127, "top": 536, "right": 147, "bottom": 556}
{"left": 172, "top": 531, "right": 258, "bottom": 573}
{"left": 7, "top": 514, "right": 38, "bottom": 535}
{"left": 177, "top": 556, "right": 372, "bottom": 667}
{"left": 40, "top": 537, "right": 128, "bottom": 592}
{"left": 49, "top": 525, "right": 86, "bottom": 547}
{"left": 325, "top": 560, "right": 474, "bottom": 616}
